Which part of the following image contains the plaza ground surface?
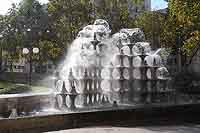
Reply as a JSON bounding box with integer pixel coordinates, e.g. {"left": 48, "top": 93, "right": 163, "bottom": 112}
{"left": 46, "top": 125, "right": 200, "bottom": 133}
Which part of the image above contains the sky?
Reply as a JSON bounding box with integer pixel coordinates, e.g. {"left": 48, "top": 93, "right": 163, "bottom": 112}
{"left": 0, "top": 0, "right": 168, "bottom": 15}
{"left": 151, "top": 0, "right": 168, "bottom": 10}
{"left": 0, "top": 0, "right": 49, "bottom": 15}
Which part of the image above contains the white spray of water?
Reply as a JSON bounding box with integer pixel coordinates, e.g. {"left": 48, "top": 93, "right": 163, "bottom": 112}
{"left": 58, "top": 19, "right": 170, "bottom": 92}
{"left": 59, "top": 19, "right": 114, "bottom": 81}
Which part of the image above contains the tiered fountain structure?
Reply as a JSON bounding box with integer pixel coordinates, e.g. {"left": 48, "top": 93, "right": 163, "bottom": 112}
{"left": 54, "top": 19, "right": 174, "bottom": 111}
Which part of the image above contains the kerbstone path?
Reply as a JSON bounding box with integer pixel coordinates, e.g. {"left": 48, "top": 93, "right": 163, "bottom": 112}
{"left": 46, "top": 125, "right": 200, "bottom": 133}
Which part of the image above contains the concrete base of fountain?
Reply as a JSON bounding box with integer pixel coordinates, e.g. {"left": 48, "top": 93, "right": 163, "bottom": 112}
{"left": 0, "top": 92, "right": 53, "bottom": 118}
{"left": 1, "top": 102, "right": 200, "bottom": 133}
{"left": 0, "top": 88, "right": 200, "bottom": 133}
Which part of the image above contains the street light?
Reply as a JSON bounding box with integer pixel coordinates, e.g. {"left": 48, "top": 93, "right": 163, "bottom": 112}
{"left": 32, "top": 47, "right": 39, "bottom": 54}
{"left": 174, "top": 15, "right": 183, "bottom": 73}
{"left": 0, "top": 34, "right": 3, "bottom": 71}
{"left": 22, "top": 47, "right": 39, "bottom": 55}
{"left": 23, "top": 47, "right": 39, "bottom": 85}
{"left": 176, "top": 28, "right": 183, "bottom": 73}
{"left": 27, "top": 28, "right": 31, "bottom": 32}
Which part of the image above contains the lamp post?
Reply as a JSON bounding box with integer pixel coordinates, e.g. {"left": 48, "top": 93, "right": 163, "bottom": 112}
{"left": 0, "top": 34, "right": 3, "bottom": 71}
{"left": 23, "top": 28, "right": 39, "bottom": 85}
{"left": 23, "top": 47, "right": 39, "bottom": 85}
{"left": 174, "top": 14, "right": 183, "bottom": 73}
{"left": 176, "top": 28, "right": 182, "bottom": 73}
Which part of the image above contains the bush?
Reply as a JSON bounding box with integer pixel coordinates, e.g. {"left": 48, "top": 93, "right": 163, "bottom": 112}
{"left": 0, "top": 84, "right": 31, "bottom": 94}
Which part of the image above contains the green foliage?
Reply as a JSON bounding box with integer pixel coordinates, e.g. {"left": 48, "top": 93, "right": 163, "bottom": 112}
{"left": 38, "top": 40, "right": 62, "bottom": 64}
{"left": 183, "top": 31, "right": 200, "bottom": 56}
{"left": 48, "top": 0, "right": 94, "bottom": 45}
{"left": 0, "top": 0, "right": 64, "bottom": 67}
{"left": 167, "top": 0, "right": 200, "bottom": 60}
{"left": 0, "top": 4, "right": 23, "bottom": 62}
{"left": 48, "top": 0, "right": 145, "bottom": 44}
{"left": 0, "top": 81, "right": 13, "bottom": 89}
{"left": 0, "top": 0, "right": 147, "bottom": 67}
{"left": 134, "top": 11, "right": 165, "bottom": 47}
{"left": 134, "top": 0, "right": 200, "bottom": 65}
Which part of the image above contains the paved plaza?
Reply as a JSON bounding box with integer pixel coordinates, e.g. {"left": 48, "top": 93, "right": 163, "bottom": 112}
{"left": 47, "top": 125, "right": 200, "bottom": 133}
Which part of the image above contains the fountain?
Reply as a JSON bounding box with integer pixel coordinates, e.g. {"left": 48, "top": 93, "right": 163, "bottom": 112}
{"left": 0, "top": 19, "right": 175, "bottom": 118}
{"left": 54, "top": 19, "right": 173, "bottom": 111}
{"left": 1, "top": 19, "right": 200, "bottom": 133}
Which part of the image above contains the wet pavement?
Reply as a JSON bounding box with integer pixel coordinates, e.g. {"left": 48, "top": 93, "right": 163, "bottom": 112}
{"left": 46, "top": 125, "right": 200, "bottom": 133}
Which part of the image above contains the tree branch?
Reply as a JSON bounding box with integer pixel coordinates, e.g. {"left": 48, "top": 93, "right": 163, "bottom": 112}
{"left": 187, "top": 45, "right": 200, "bottom": 66}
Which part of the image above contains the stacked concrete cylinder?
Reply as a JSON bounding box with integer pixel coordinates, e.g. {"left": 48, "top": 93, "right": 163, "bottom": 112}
{"left": 54, "top": 68, "right": 79, "bottom": 110}
{"left": 108, "top": 44, "right": 173, "bottom": 104}
{"left": 55, "top": 28, "right": 174, "bottom": 111}
{"left": 55, "top": 34, "right": 110, "bottom": 111}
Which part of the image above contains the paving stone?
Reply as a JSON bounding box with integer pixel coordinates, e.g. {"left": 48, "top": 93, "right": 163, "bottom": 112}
{"left": 46, "top": 126, "right": 200, "bottom": 133}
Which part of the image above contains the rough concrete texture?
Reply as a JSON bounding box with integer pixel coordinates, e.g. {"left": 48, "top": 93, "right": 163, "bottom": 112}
{"left": 0, "top": 92, "right": 52, "bottom": 116}
{"left": 2, "top": 103, "right": 200, "bottom": 133}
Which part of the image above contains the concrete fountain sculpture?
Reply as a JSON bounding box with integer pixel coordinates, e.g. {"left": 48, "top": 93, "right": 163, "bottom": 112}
{"left": 54, "top": 19, "right": 173, "bottom": 111}
{"left": 1, "top": 19, "right": 200, "bottom": 133}
{"left": 0, "top": 19, "right": 172, "bottom": 119}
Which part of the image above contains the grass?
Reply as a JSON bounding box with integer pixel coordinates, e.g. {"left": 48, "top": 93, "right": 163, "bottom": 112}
{"left": 0, "top": 81, "right": 50, "bottom": 94}
{"left": 30, "top": 86, "right": 51, "bottom": 93}
{"left": 0, "top": 81, "right": 13, "bottom": 89}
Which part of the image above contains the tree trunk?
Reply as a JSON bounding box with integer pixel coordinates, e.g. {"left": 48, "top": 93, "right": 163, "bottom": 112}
{"left": 0, "top": 47, "right": 2, "bottom": 71}
{"left": 187, "top": 46, "right": 200, "bottom": 66}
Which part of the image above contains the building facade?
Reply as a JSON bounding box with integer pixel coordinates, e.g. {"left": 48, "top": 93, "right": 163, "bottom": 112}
{"left": 145, "top": 0, "right": 151, "bottom": 10}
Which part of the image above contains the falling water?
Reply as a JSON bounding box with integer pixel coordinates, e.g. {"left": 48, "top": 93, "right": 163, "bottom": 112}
{"left": 9, "top": 108, "right": 18, "bottom": 118}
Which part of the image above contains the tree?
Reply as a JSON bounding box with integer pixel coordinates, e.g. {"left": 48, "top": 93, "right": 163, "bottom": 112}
{"left": 165, "top": 0, "right": 200, "bottom": 65}
{"left": 38, "top": 40, "right": 62, "bottom": 66}
{"left": 0, "top": 0, "right": 148, "bottom": 72}
{"left": 91, "top": 0, "right": 144, "bottom": 33}
{"left": 48, "top": 0, "right": 95, "bottom": 46}
{"left": 15, "top": 0, "right": 65, "bottom": 69}
{"left": 134, "top": 0, "right": 200, "bottom": 66}
{"left": 0, "top": 4, "right": 24, "bottom": 71}
{"left": 48, "top": 0, "right": 145, "bottom": 45}
{"left": 134, "top": 11, "right": 165, "bottom": 49}
{"left": 0, "top": 0, "right": 64, "bottom": 71}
